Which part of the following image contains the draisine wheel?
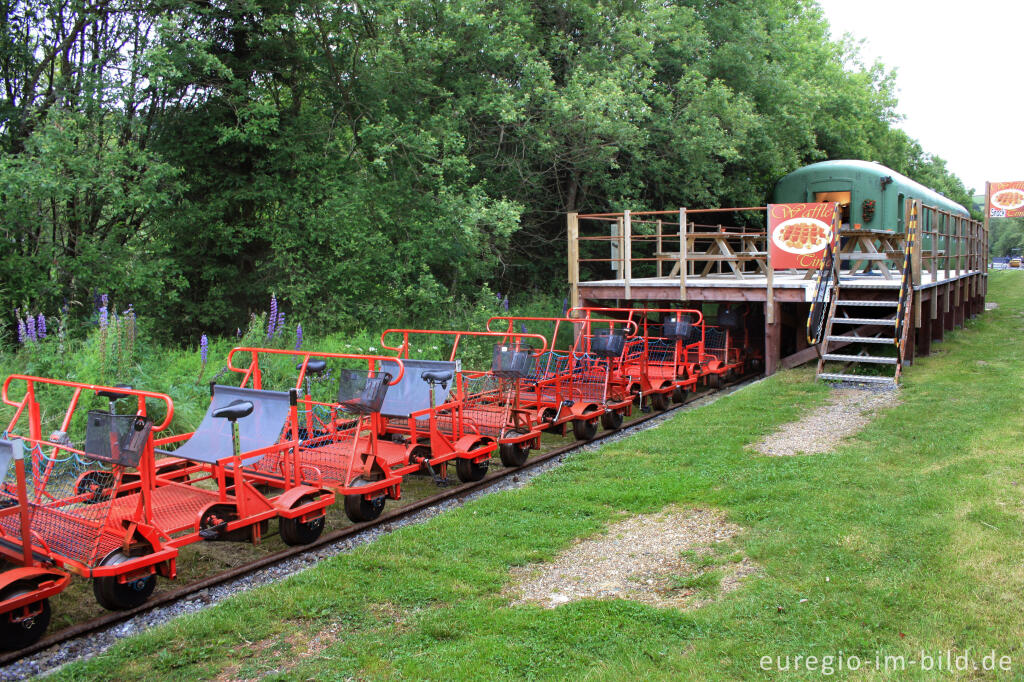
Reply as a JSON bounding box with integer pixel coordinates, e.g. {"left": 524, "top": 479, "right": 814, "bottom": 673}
{"left": 600, "top": 409, "right": 623, "bottom": 430}
{"left": 499, "top": 441, "right": 530, "bottom": 467}
{"left": 280, "top": 495, "right": 326, "bottom": 546}
{"left": 92, "top": 550, "right": 156, "bottom": 611}
{"left": 0, "top": 584, "right": 51, "bottom": 650}
{"left": 343, "top": 479, "right": 386, "bottom": 524}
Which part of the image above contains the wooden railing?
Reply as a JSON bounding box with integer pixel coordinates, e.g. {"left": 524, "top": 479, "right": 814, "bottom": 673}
{"left": 567, "top": 208, "right": 770, "bottom": 305}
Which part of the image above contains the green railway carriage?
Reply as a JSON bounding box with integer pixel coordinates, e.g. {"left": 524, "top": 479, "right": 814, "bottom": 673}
{"left": 772, "top": 160, "right": 969, "bottom": 235}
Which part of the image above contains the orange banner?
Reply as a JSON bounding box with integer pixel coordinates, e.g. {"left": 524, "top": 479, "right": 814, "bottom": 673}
{"left": 989, "top": 182, "right": 1024, "bottom": 218}
{"left": 768, "top": 203, "right": 839, "bottom": 270}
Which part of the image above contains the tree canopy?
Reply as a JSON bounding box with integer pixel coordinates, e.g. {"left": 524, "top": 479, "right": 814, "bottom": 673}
{"left": 1, "top": 0, "right": 974, "bottom": 340}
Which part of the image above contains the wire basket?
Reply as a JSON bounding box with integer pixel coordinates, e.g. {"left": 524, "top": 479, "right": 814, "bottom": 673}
{"left": 661, "top": 315, "right": 694, "bottom": 340}
{"left": 83, "top": 411, "right": 152, "bottom": 467}
{"left": 337, "top": 369, "right": 392, "bottom": 415}
{"left": 589, "top": 328, "right": 625, "bottom": 358}
{"left": 491, "top": 344, "right": 534, "bottom": 379}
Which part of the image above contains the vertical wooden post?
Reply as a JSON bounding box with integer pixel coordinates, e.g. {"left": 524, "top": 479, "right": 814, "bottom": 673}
{"left": 679, "top": 208, "right": 687, "bottom": 301}
{"left": 929, "top": 206, "right": 937, "bottom": 282}
{"left": 623, "top": 210, "right": 632, "bottom": 300}
{"left": 764, "top": 300, "right": 781, "bottom": 376}
{"left": 656, "top": 219, "right": 663, "bottom": 278}
{"left": 567, "top": 212, "right": 580, "bottom": 308}
{"left": 917, "top": 199, "right": 925, "bottom": 327}
{"left": 766, "top": 234, "right": 775, "bottom": 324}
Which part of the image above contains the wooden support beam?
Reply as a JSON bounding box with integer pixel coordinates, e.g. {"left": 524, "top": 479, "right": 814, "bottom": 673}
{"left": 918, "top": 313, "right": 932, "bottom": 357}
{"left": 623, "top": 210, "right": 632, "bottom": 299}
{"left": 764, "top": 300, "right": 782, "bottom": 375}
{"left": 679, "top": 208, "right": 687, "bottom": 301}
{"left": 567, "top": 212, "right": 580, "bottom": 308}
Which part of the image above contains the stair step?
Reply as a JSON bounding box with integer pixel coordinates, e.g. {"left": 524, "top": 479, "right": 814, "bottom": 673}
{"left": 823, "top": 353, "right": 898, "bottom": 365}
{"left": 829, "top": 317, "right": 896, "bottom": 326}
{"left": 817, "top": 373, "right": 896, "bottom": 385}
{"left": 835, "top": 300, "right": 898, "bottom": 307}
{"left": 828, "top": 335, "right": 895, "bottom": 344}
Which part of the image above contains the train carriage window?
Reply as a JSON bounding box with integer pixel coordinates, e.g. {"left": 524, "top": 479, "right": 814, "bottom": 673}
{"left": 814, "top": 191, "right": 851, "bottom": 227}
{"left": 897, "top": 193, "right": 905, "bottom": 232}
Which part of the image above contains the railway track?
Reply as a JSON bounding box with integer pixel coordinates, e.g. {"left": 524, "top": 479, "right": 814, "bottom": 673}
{"left": 0, "top": 374, "right": 759, "bottom": 674}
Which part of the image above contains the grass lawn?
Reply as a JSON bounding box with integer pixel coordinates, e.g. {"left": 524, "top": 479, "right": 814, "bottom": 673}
{"left": 50, "top": 272, "right": 1024, "bottom": 680}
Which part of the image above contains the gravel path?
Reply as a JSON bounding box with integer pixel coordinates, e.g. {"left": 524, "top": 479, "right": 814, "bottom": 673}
{"left": 505, "top": 507, "right": 755, "bottom": 609}
{"left": 753, "top": 386, "right": 899, "bottom": 457}
{"left": 2, "top": 380, "right": 757, "bottom": 680}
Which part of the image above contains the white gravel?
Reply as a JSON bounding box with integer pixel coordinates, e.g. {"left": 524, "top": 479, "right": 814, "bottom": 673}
{"left": 753, "top": 386, "right": 899, "bottom": 457}
{"left": 2, "top": 379, "right": 758, "bottom": 680}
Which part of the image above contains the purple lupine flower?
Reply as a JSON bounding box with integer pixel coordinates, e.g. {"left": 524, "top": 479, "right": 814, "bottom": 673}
{"left": 16, "top": 315, "right": 26, "bottom": 345}
{"left": 267, "top": 294, "right": 278, "bottom": 338}
{"left": 562, "top": 297, "right": 569, "bottom": 316}
{"left": 200, "top": 333, "right": 209, "bottom": 365}
{"left": 502, "top": 296, "right": 509, "bottom": 311}
{"left": 496, "top": 292, "right": 502, "bottom": 305}
{"left": 236, "top": 328, "right": 242, "bottom": 338}
{"left": 275, "top": 311, "right": 285, "bottom": 338}
{"left": 37, "top": 313, "right": 46, "bottom": 338}
{"left": 294, "top": 323, "right": 303, "bottom": 350}
{"left": 99, "top": 295, "right": 109, "bottom": 329}
{"left": 520, "top": 322, "right": 527, "bottom": 334}
{"left": 26, "top": 314, "right": 37, "bottom": 342}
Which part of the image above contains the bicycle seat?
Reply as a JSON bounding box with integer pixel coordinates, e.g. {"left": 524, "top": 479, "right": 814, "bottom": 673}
{"left": 96, "top": 384, "right": 133, "bottom": 401}
{"left": 298, "top": 359, "right": 328, "bottom": 375}
{"left": 212, "top": 399, "right": 254, "bottom": 422}
{"left": 422, "top": 371, "right": 453, "bottom": 387}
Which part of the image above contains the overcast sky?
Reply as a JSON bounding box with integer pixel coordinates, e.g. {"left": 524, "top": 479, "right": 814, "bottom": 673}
{"left": 814, "top": 0, "right": 1023, "bottom": 195}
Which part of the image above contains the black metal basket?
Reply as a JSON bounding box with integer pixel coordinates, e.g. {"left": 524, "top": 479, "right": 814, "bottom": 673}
{"left": 661, "top": 315, "right": 694, "bottom": 340}
{"left": 491, "top": 344, "right": 534, "bottom": 379}
{"left": 589, "top": 328, "right": 625, "bottom": 358}
{"left": 83, "top": 411, "right": 152, "bottom": 467}
{"left": 336, "top": 369, "right": 392, "bottom": 415}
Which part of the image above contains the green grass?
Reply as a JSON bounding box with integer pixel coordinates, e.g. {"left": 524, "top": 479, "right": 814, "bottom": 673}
{"left": 46, "top": 271, "right": 1024, "bottom": 680}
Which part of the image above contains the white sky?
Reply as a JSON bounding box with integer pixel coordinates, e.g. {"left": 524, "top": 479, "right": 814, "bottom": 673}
{"left": 814, "top": 0, "right": 1024, "bottom": 195}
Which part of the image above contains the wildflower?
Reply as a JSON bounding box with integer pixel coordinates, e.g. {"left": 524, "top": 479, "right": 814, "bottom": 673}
{"left": 267, "top": 294, "right": 278, "bottom": 338}
{"left": 16, "top": 314, "right": 26, "bottom": 345}
{"left": 295, "top": 323, "right": 303, "bottom": 350}
{"left": 502, "top": 296, "right": 509, "bottom": 311}
{"left": 276, "top": 311, "right": 285, "bottom": 338}
{"left": 237, "top": 328, "right": 242, "bottom": 338}
{"left": 200, "top": 333, "right": 209, "bottom": 365}
{"left": 496, "top": 292, "right": 502, "bottom": 304}
{"left": 37, "top": 313, "right": 46, "bottom": 338}
{"left": 562, "top": 297, "right": 569, "bottom": 316}
{"left": 369, "top": 346, "right": 376, "bottom": 352}
{"left": 98, "top": 296, "right": 109, "bottom": 330}
{"left": 520, "top": 322, "right": 527, "bottom": 334}
{"left": 26, "top": 314, "right": 36, "bottom": 343}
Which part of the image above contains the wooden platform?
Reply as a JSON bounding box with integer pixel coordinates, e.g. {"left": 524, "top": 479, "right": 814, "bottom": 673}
{"left": 578, "top": 269, "right": 984, "bottom": 304}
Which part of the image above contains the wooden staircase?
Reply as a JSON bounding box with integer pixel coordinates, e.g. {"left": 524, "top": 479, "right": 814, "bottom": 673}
{"left": 816, "top": 288, "right": 903, "bottom": 386}
{"left": 808, "top": 206, "right": 916, "bottom": 387}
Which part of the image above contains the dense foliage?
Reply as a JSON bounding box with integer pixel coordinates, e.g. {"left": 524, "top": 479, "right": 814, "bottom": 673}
{"left": 1, "top": 0, "right": 973, "bottom": 343}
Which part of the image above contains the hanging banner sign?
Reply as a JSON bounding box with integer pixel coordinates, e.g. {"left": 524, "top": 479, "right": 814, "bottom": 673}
{"left": 988, "top": 181, "right": 1024, "bottom": 218}
{"left": 768, "top": 202, "right": 839, "bottom": 270}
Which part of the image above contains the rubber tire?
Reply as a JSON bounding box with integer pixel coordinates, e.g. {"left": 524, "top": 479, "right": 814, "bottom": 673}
{"left": 600, "top": 410, "right": 623, "bottom": 430}
{"left": 456, "top": 457, "right": 489, "bottom": 483}
{"left": 672, "top": 388, "right": 692, "bottom": 405}
{"left": 0, "top": 585, "right": 50, "bottom": 651}
{"left": 651, "top": 387, "right": 667, "bottom": 409}
{"left": 93, "top": 551, "right": 156, "bottom": 611}
{"left": 707, "top": 373, "right": 722, "bottom": 390}
{"left": 343, "top": 481, "right": 386, "bottom": 524}
{"left": 279, "top": 496, "right": 326, "bottom": 546}
{"left": 499, "top": 442, "right": 530, "bottom": 467}
{"left": 572, "top": 418, "right": 598, "bottom": 441}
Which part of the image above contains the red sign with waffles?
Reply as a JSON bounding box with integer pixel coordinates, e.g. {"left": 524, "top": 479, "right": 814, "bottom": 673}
{"left": 768, "top": 202, "right": 839, "bottom": 270}
{"left": 988, "top": 182, "right": 1024, "bottom": 218}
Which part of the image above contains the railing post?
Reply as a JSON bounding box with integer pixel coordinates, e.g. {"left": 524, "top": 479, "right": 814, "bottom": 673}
{"left": 623, "top": 209, "right": 632, "bottom": 299}
{"left": 656, "top": 219, "right": 663, "bottom": 278}
{"left": 679, "top": 207, "right": 687, "bottom": 301}
{"left": 911, "top": 200, "right": 922, "bottom": 328}
{"left": 567, "top": 212, "right": 579, "bottom": 308}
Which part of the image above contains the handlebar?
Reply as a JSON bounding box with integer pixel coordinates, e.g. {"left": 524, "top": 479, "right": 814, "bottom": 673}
{"left": 379, "top": 329, "right": 549, "bottom": 359}
{"left": 226, "top": 347, "right": 405, "bottom": 389}
{"left": 2, "top": 375, "right": 176, "bottom": 431}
